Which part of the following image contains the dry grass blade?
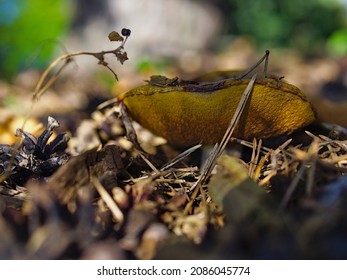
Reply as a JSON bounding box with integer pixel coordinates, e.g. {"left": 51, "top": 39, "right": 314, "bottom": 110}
{"left": 278, "top": 139, "right": 320, "bottom": 212}
{"left": 139, "top": 153, "right": 160, "bottom": 174}
{"left": 249, "top": 138, "right": 262, "bottom": 178}
{"left": 237, "top": 138, "right": 272, "bottom": 154}
{"left": 33, "top": 54, "right": 73, "bottom": 100}
{"left": 235, "top": 50, "right": 269, "bottom": 79}
{"left": 306, "top": 155, "right": 316, "bottom": 196}
{"left": 278, "top": 160, "right": 306, "bottom": 212}
{"left": 97, "top": 97, "right": 119, "bottom": 111}
{"left": 91, "top": 176, "right": 124, "bottom": 224}
{"left": 160, "top": 144, "right": 202, "bottom": 171}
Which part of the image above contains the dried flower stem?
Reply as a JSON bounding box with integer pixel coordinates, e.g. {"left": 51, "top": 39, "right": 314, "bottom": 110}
{"left": 33, "top": 30, "right": 131, "bottom": 101}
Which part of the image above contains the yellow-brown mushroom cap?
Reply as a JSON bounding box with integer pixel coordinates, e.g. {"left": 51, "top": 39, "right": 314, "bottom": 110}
{"left": 118, "top": 77, "right": 316, "bottom": 147}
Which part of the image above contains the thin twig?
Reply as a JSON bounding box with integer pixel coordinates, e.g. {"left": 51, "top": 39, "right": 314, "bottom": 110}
{"left": 249, "top": 138, "right": 262, "bottom": 177}
{"left": 33, "top": 49, "right": 123, "bottom": 100}
{"left": 91, "top": 176, "right": 124, "bottom": 224}
{"left": 97, "top": 97, "right": 119, "bottom": 111}
{"left": 278, "top": 161, "right": 306, "bottom": 213}
{"left": 139, "top": 153, "right": 160, "bottom": 174}
{"left": 278, "top": 139, "right": 319, "bottom": 211}
{"left": 236, "top": 50, "right": 270, "bottom": 79}
{"left": 160, "top": 144, "right": 202, "bottom": 171}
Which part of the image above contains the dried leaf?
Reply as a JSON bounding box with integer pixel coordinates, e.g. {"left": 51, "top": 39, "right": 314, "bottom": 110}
{"left": 147, "top": 75, "right": 179, "bottom": 87}
{"left": 116, "top": 50, "right": 128, "bottom": 64}
{"left": 208, "top": 155, "right": 265, "bottom": 222}
{"left": 108, "top": 31, "right": 124, "bottom": 42}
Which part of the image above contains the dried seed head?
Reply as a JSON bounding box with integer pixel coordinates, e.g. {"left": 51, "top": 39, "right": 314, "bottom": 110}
{"left": 47, "top": 116, "right": 60, "bottom": 130}
{"left": 0, "top": 117, "right": 70, "bottom": 187}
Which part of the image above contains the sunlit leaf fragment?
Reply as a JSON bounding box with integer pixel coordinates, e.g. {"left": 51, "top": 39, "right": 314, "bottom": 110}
{"left": 208, "top": 155, "right": 265, "bottom": 222}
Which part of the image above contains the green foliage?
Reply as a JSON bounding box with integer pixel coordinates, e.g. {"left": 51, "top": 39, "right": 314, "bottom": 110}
{"left": 135, "top": 57, "right": 173, "bottom": 74}
{"left": 0, "top": 0, "right": 71, "bottom": 79}
{"left": 326, "top": 29, "right": 347, "bottom": 57}
{"left": 218, "top": 0, "right": 347, "bottom": 56}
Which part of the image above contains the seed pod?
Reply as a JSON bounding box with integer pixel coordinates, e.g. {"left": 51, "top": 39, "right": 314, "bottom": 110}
{"left": 118, "top": 76, "right": 316, "bottom": 147}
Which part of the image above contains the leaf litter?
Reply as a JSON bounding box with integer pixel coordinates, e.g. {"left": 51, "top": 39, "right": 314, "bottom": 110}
{"left": 1, "top": 30, "right": 347, "bottom": 260}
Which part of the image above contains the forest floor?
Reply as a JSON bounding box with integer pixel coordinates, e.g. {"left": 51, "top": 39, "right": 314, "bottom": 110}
{"left": 1, "top": 37, "right": 347, "bottom": 259}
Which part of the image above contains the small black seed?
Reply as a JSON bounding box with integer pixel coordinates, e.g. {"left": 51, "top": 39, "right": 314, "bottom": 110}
{"left": 121, "top": 28, "right": 131, "bottom": 37}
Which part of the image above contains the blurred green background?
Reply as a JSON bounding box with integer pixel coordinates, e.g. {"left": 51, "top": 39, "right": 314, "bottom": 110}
{"left": 216, "top": 0, "right": 347, "bottom": 56}
{"left": 0, "top": 0, "right": 71, "bottom": 79}
{"left": 0, "top": 0, "right": 346, "bottom": 80}
{"left": 219, "top": 0, "right": 347, "bottom": 56}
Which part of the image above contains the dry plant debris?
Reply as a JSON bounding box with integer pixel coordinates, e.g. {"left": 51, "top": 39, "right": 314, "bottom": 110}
{"left": 1, "top": 31, "right": 347, "bottom": 259}
{"left": 0, "top": 116, "right": 69, "bottom": 188}
{"left": 1, "top": 102, "right": 346, "bottom": 259}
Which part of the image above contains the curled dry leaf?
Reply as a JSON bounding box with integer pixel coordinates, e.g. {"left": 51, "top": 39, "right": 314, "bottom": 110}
{"left": 118, "top": 76, "right": 316, "bottom": 147}
{"left": 208, "top": 155, "right": 265, "bottom": 222}
{"left": 108, "top": 31, "right": 124, "bottom": 42}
